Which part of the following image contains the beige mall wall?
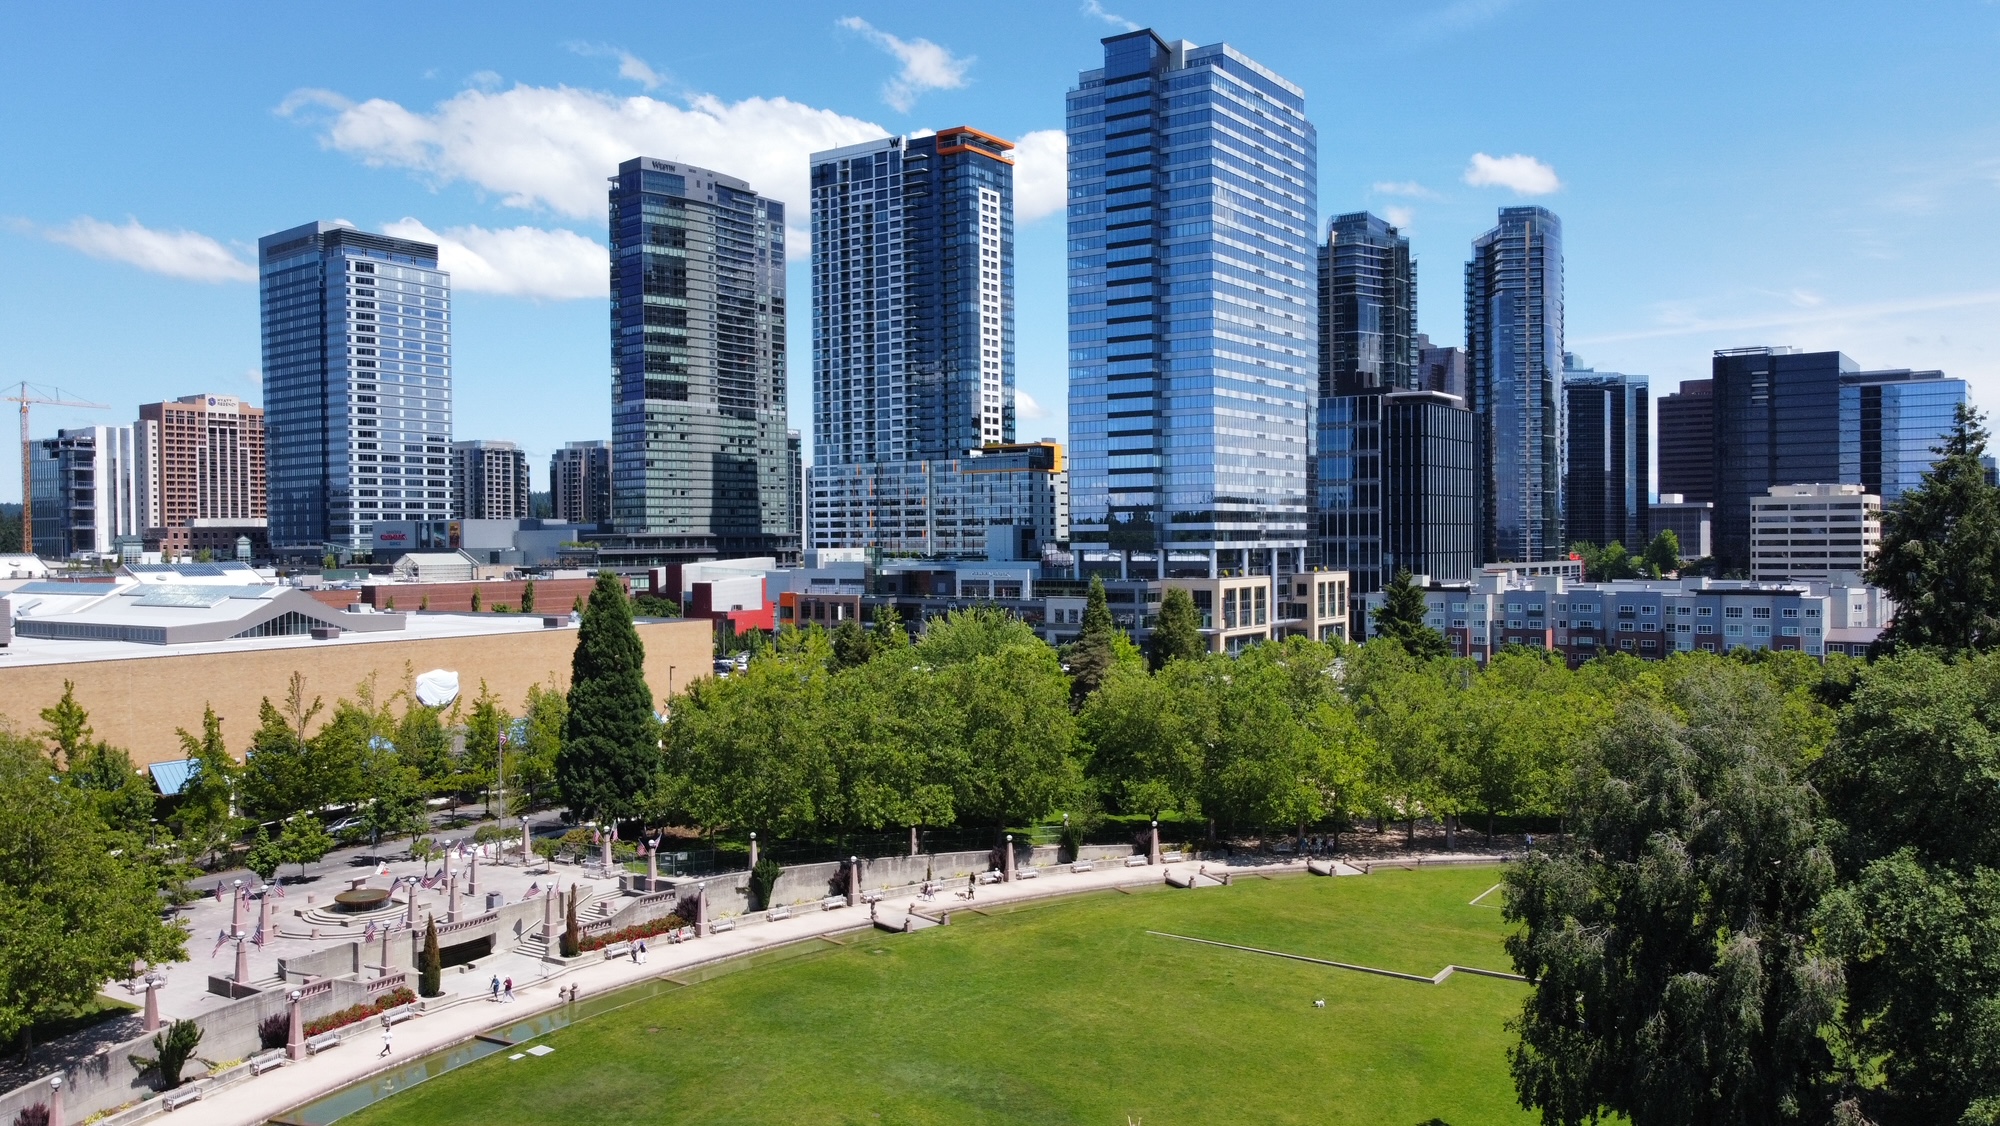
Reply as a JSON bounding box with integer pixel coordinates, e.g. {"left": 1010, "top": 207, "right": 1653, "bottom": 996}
{"left": 0, "top": 619, "right": 713, "bottom": 768}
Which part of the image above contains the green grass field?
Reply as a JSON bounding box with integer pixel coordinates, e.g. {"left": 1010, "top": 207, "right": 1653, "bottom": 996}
{"left": 341, "top": 867, "right": 1532, "bottom": 1126}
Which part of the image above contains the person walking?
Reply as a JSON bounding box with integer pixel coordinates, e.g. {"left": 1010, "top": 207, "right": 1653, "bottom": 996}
{"left": 503, "top": 976, "right": 515, "bottom": 1002}
{"left": 489, "top": 974, "right": 501, "bottom": 1002}
{"left": 378, "top": 1017, "right": 394, "bottom": 1057}
{"left": 637, "top": 939, "right": 647, "bottom": 964}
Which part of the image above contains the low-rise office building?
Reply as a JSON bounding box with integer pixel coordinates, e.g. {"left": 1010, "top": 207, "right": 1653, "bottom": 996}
{"left": 1750, "top": 483, "right": 1880, "bottom": 582}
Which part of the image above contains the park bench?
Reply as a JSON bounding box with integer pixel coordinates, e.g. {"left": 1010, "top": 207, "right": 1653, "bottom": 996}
{"left": 382, "top": 1004, "right": 419, "bottom": 1026}
{"left": 766, "top": 905, "right": 792, "bottom": 922}
{"left": 1071, "top": 860, "right": 1093, "bottom": 873}
{"left": 1161, "top": 851, "right": 1186, "bottom": 863}
{"left": 710, "top": 918, "right": 736, "bottom": 933}
{"left": 861, "top": 890, "right": 885, "bottom": 903}
{"left": 820, "top": 896, "right": 848, "bottom": 911}
{"left": 305, "top": 1031, "right": 341, "bottom": 1055}
{"left": 977, "top": 870, "right": 1004, "bottom": 885}
{"left": 163, "top": 1086, "right": 203, "bottom": 1111}
{"left": 1016, "top": 867, "right": 1040, "bottom": 879}
{"left": 601, "top": 941, "right": 633, "bottom": 961}
{"left": 249, "top": 1052, "right": 287, "bottom": 1075}
{"left": 1123, "top": 855, "right": 1149, "bottom": 867}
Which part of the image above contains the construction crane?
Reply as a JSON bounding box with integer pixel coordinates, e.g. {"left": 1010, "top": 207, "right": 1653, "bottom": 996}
{"left": 3, "top": 383, "right": 108, "bottom": 556}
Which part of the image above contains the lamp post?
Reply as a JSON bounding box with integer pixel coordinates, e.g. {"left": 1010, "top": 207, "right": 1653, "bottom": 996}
{"left": 285, "top": 989, "right": 306, "bottom": 1061}
{"left": 142, "top": 972, "right": 165, "bottom": 1032}
{"left": 1003, "top": 834, "right": 1016, "bottom": 882}
{"left": 49, "top": 1075, "right": 63, "bottom": 1126}
{"left": 1149, "top": 819, "right": 1162, "bottom": 866}
{"left": 748, "top": 832, "right": 758, "bottom": 871}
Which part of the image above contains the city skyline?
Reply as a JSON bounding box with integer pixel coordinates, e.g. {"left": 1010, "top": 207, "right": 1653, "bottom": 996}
{"left": 3, "top": 2, "right": 1995, "bottom": 503}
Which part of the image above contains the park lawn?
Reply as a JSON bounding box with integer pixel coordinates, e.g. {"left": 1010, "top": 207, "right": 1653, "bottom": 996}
{"left": 343, "top": 867, "right": 1533, "bottom": 1126}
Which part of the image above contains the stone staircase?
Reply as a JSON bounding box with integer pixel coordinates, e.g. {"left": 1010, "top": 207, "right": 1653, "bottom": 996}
{"left": 510, "top": 885, "right": 616, "bottom": 958}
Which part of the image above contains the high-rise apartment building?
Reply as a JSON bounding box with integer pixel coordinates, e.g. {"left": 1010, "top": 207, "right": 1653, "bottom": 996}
{"left": 1562, "top": 356, "right": 1649, "bottom": 550}
{"left": 450, "top": 440, "right": 531, "bottom": 520}
{"left": 29, "top": 426, "right": 140, "bottom": 559}
{"left": 1656, "top": 378, "right": 1714, "bottom": 504}
{"left": 549, "top": 440, "right": 612, "bottom": 525}
{"left": 1466, "top": 206, "right": 1565, "bottom": 564}
{"left": 607, "top": 158, "right": 796, "bottom": 563}
{"left": 1067, "top": 29, "right": 1317, "bottom": 581}
{"left": 1414, "top": 333, "right": 1467, "bottom": 399}
{"left": 1380, "top": 390, "right": 1478, "bottom": 585}
{"left": 135, "top": 394, "right": 267, "bottom": 557}
{"left": 807, "top": 128, "right": 1037, "bottom": 555}
{"left": 258, "top": 222, "right": 452, "bottom": 559}
{"left": 1320, "top": 212, "right": 1414, "bottom": 394}
{"left": 1711, "top": 346, "right": 1965, "bottom": 573}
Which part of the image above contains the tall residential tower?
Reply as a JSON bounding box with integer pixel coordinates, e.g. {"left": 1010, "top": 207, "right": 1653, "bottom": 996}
{"left": 1465, "top": 206, "right": 1564, "bottom": 564}
{"left": 1561, "top": 356, "right": 1649, "bottom": 551}
{"left": 1067, "top": 29, "right": 1317, "bottom": 581}
{"left": 258, "top": 222, "right": 452, "bottom": 559}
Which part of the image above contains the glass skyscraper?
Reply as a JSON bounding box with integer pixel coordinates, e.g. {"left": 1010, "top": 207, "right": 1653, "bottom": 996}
{"left": 258, "top": 222, "right": 452, "bottom": 559}
{"left": 606, "top": 158, "right": 796, "bottom": 563}
{"left": 1842, "top": 369, "right": 1967, "bottom": 503}
{"left": 1562, "top": 356, "right": 1650, "bottom": 550}
{"left": 1067, "top": 29, "right": 1317, "bottom": 581}
{"left": 1465, "top": 206, "right": 1564, "bottom": 564}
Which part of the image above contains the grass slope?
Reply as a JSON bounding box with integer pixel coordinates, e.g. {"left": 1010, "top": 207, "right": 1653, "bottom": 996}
{"left": 344, "top": 867, "right": 1530, "bottom": 1126}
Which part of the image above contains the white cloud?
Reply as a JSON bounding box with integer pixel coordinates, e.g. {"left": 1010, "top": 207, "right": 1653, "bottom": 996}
{"left": 1463, "top": 152, "right": 1562, "bottom": 195}
{"left": 1016, "top": 389, "right": 1048, "bottom": 421}
{"left": 280, "top": 83, "right": 888, "bottom": 256}
{"left": 40, "top": 217, "right": 254, "bottom": 282}
{"left": 1012, "top": 129, "right": 1068, "bottom": 225}
{"left": 836, "top": 17, "right": 972, "bottom": 113}
{"left": 568, "top": 42, "right": 665, "bottom": 91}
{"left": 1082, "top": 0, "right": 1141, "bottom": 31}
{"left": 1383, "top": 206, "right": 1416, "bottom": 231}
{"left": 1571, "top": 289, "right": 2000, "bottom": 347}
{"left": 381, "top": 218, "right": 607, "bottom": 301}
{"left": 1371, "top": 180, "right": 1439, "bottom": 199}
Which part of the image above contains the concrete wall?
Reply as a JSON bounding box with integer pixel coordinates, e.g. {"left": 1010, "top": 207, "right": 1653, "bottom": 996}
{"left": 689, "top": 843, "right": 1140, "bottom": 917}
{"left": 0, "top": 618, "right": 710, "bottom": 767}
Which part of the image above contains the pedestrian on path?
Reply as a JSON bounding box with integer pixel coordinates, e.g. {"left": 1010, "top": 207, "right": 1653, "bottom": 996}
{"left": 503, "top": 977, "right": 515, "bottom": 1002}
{"left": 637, "top": 939, "right": 647, "bottom": 964}
{"left": 490, "top": 975, "right": 500, "bottom": 1002}
{"left": 379, "top": 1018, "right": 394, "bottom": 1057}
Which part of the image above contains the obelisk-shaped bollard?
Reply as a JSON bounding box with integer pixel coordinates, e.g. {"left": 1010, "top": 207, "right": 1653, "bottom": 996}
{"left": 231, "top": 878, "right": 246, "bottom": 932}
{"left": 909, "top": 825, "right": 919, "bottom": 857}
{"left": 522, "top": 820, "right": 533, "bottom": 868}
{"left": 142, "top": 976, "right": 161, "bottom": 1033}
{"left": 601, "top": 827, "right": 614, "bottom": 873}
{"left": 286, "top": 989, "right": 306, "bottom": 1060}
{"left": 1149, "top": 820, "right": 1162, "bottom": 866}
{"left": 234, "top": 934, "right": 250, "bottom": 985}
{"left": 848, "top": 856, "right": 861, "bottom": 906}
{"left": 443, "top": 848, "right": 455, "bottom": 897}
{"left": 542, "top": 886, "right": 557, "bottom": 940}
{"left": 646, "top": 845, "right": 658, "bottom": 890}
{"left": 380, "top": 919, "right": 394, "bottom": 976}
{"left": 259, "top": 885, "right": 273, "bottom": 943}
{"left": 748, "top": 833, "right": 758, "bottom": 871}
{"left": 404, "top": 877, "right": 419, "bottom": 928}
{"left": 1003, "top": 835, "right": 1016, "bottom": 882}
{"left": 696, "top": 883, "right": 710, "bottom": 937}
{"left": 447, "top": 874, "right": 460, "bottom": 922}
{"left": 467, "top": 851, "right": 478, "bottom": 896}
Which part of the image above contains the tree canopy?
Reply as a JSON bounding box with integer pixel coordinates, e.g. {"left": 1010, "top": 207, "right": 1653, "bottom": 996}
{"left": 558, "top": 571, "right": 661, "bottom": 824}
{"left": 1870, "top": 403, "right": 2000, "bottom": 653}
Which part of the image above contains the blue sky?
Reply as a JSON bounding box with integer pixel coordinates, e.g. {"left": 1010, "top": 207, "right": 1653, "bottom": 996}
{"left": 3, "top": 1, "right": 1997, "bottom": 501}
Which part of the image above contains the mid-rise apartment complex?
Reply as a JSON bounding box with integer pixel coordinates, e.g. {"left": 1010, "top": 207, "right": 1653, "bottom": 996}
{"left": 1066, "top": 29, "right": 1317, "bottom": 583}
{"left": 450, "top": 440, "right": 531, "bottom": 521}
{"left": 1749, "top": 483, "right": 1880, "bottom": 582}
{"left": 1562, "top": 356, "right": 1649, "bottom": 550}
{"left": 259, "top": 222, "right": 452, "bottom": 560}
{"left": 549, "top": 440, "right": 612, "bottom": 526}
{"left": 811, "top": 440, "right": 1068, "bottom": 559}
{"left": 606, "top": 158, "right": 796, "bottom": 563}
{"left": 135, "top": 394, "right": 267, "bottom": 557}
{"left": 1466, "top": 206, "right": 1565, "bottom": 564}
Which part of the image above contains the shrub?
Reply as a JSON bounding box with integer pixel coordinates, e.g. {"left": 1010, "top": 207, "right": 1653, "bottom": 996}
{"left": 301, "top": 988, "right": 416, "bottom": 1038}
{"left": 257, "top": 1012, "right": 288, "bottom": 1050}
{"left": 14, "top": 1103, "right": 50, "bottom": 1126}
{"left": 472, "top": 824, "right": 511, "bottom": 845}
{"left": 579, "top": 914, "right": 686, "bottom": 952}
{"left": 750, "top": 856, "right": 782, "bottom": 910}
{"left": 612, "top": 840, "right": 638, "bottom": 863}
{"left": 128, "top": 1018, "right": 203, "bottom": 1090}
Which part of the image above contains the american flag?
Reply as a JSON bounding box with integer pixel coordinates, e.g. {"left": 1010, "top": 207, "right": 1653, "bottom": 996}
{"left": 524, "top": 883, "right": 541, "bottom": 898}
{"left": 211, "top": 929, "right": 230, "bottom": 957}
{"left": 420, "top": 868, "right": 442, "bottom": 890}
{"left": 212, "top": 882, "right": 224, "bottom": 904}
{"left": 364, "top": 921, "right": 378, "bottom": 942}
{"left": 270, "top": 882, "right": 285, "bottom": 899}
{"left": 251, "top": 924, "right": 266, "bottom": 949}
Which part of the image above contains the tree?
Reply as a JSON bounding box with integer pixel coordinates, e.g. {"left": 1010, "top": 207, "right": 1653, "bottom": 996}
{"left": 1503, "top": 664, "right": 1843, "bottom": 1126}
{"left": 513, "top": 681, "right": 566, "bottom": 814}
{"left": 240, "top": 674, "right": 351, "bottom": 823}
{"left": 128, "top": 1018, "right": 203, "bottom": 1090}
{"left": 1082, "top": 661, "right": 1206, "bottom": 820}
{"left": 520, "top": 577, "right": 536, "bottom": 615}
{"left": 39, "top": 680, "right": 92, "bottom": 767}
{"left": 830, "top": 617, "right": 875, "bottom": 670}
{"left": 558, "top": 571, "right": 660, "bottom": 823}
{"left": 1869, "top": 403, "right": 2000, "bottom": 653}
{"left": 470, "top": 586, "right": 482, "bottom": 612}
{"left": 948, "top": 644, "right": 1080, "bottom": 838}
{"left": 560, "top": 887, "right": 581, "bottom": 958}
{"left": 244, "top": 827, "right": 285, "bottom": 882}
{"left": 417, "top": 916, "right": 441, "bottom": 997}
{"left": 464, "top": 681, "right": 510, "bottom": 814}
{"left": 915, "top": 605, "right": 1043, "bottom": 666}
{"left": 1815, "top": 650, "right": 2000, "bottom": 1121}
{"left": 1148, "top": 587, "right": 1205, "bottom": 669}
{"left": 1641, "top": 529, "right": 1683, "bottom": 577}
{"left": 0, "top": 732, "right": 188, "bottom": 1052}
{"left": 169, "top": 706, "right": 240, "bottom": 865}
{"left": 871, "top": 603, "right": 910, "bottom": 652}
{"left": 1065, "top": 575, "right": 1122, "bottom": 705}
{"left": 1369, "top": 570, "right": 1449, "bottom": 660}
{"left": 278, "top": 814, "right": 334, "bottom": 880}
{"left": 65, "top": 740, "right": 156, "bottom": 838}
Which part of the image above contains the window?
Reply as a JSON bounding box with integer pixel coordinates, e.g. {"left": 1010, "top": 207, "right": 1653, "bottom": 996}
{"left": 1727, "top": 624, "right": 1745, "bottom": 635}
{"left": 1753, "top": 625, "right": 1771, "bottom": 636}
{"left": 1782, "top": 607, "right": 1800, "bottom": 618}
{"left": 1752, "top": 607, "right": 1773, "bottom": 619}
{"left": 1640, "top": 605, "right": 1657, "bottom": 615}
{"left": 1619, "top": 622, "right": 1636, "bottom": 632}
{"left": 1698, "top": 607, "right": 1713, "bottom": 617}
{"left": 1698, "top": 623, "right": 1715, "bottom": 634}
{"left": 1725, "top": 606, "right": 1745, "bottom": 618}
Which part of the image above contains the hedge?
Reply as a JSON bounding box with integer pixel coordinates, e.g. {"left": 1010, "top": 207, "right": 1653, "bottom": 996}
{"left": 303, "top": 987, "right": 418, "bottom": 1038}
{"left": 579, "top": 914, "right": 686, "bottom": 953}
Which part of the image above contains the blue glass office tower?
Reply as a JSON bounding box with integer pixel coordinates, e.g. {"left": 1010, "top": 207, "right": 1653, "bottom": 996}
{"left": 1067, "top": 29, "right": 1317, "bottom": 581}
{"left": 1712, "top": 345, "right": 1965, "bottom": 572}
{"left": 607, "top": 158, "right": 796, "bottom": 563}
{"left": 1562, "top": 355, "right": 1649, "bottom": 550}
{"left": 258, "top": 222, "right": 452, "bottom": 560}
{"left": 1465, "top": 206, "right": 1564, "bottom": 564}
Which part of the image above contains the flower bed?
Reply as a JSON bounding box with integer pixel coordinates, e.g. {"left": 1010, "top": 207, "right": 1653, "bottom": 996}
{"left": 303, "top": 987, "right": 417, "bottom": 1038}
{"left": 579, "top": 915, "right": 685, "bottom": 952}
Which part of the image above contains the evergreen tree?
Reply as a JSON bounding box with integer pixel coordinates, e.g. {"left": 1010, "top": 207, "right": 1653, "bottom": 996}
{"left": 417, "top": 915, "right": 441, "bottom": 997}
{"left": 1869, "top": 403, "right": 2000, "bottom": 653}
{"left": 520, "top": 577, "right": 536, "bottom": 614}
{"left": 1370, "top": 570, "right": 1450, "bottom": 660}
{"left": 470, "top": 586, "right": 482, "bottom": 612}
{"left": 1148, "top": 587, "right": 1205, "bottom": 669}
{"left": 1065, "top": 575, "right": 1121, "bottom": 705}
{"left": 557, "top": 571, "right": 660, "bottom": 823}
{"left": 830, "top": 617, "right": 874, "bottom": 670}
{"left": 560, "top": 886, "right": 581, "bottom": 958}
{"left": 870, "top": 603, "right": 910, "bottom": 652}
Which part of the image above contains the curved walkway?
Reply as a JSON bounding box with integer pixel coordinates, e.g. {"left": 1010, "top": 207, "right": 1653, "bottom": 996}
{"left": 182, "top": 851, "right": 1504, "bottom": 1126}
